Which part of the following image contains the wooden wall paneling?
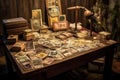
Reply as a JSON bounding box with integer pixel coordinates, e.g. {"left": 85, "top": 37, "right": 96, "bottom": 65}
{"left": 0, "top": 0, "right": 17, "bottom": 36}
{"left": 16, "top": 0, "right": 31, "bottom": 23}
{"left": 83, "top": 0, "right": 87, "bottom": 25}
{"left": 16, "top": 0, "right": 44, "bottom": 27}
{"left": 0, "top": 0, "right": 107, "bottom": 38}
{"left": 0, "top": 0, "right": 10, "bottom": 19}
{"left": 61, "top": 0, "right": 68, "bottom": 15}
{"left": 0, "top": 0, "right": 5, "bottom": 19}
{"left": 39, "top": 0, "right": 46, "bottom": 22}
{"left": 28, "top": 0, "right": 33, "bottom": 19}
{"left": 27, "top": 0, "right": 36, "bottom": 26}
{"left": 65, "top": 0, "right": 69, "bottom": 21}
{"left": 76, "top": 0, "right": 83, "bottom": 23}
{"left": 0, "top": 0, "right": 99, "bottom": 31}
{"left": 78, "top": 0, "right": 85, "bottom": 26}
{"left": 61, "top": 0, "right": 68, "bottom": 21}
{"left": 23, "top": 0, "right": 31, "bottom": 24}
{"left": 27, "top": 0, "right": 45, "bottom": 23}
{"left": 61, "top": 0, "right": 68, "bottom": 23}
{"left": 0, "top": 0, "right": 5, "bottom": 35}
{"left": 34, "top": 0, "right": 40, "bottom": 9}
{"left": 16, "top": 0, "right": 25, "bottom": 17}
{"left": 67, "top": 0, "right": 76, "bottom": 23}
{"left": 9, "top": 0, "right": 17, "bottom": 18}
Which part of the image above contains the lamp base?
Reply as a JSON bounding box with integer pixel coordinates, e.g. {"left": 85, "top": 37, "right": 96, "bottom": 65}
{"left": 68, "top": 29, "right": 78, "bottom": 38}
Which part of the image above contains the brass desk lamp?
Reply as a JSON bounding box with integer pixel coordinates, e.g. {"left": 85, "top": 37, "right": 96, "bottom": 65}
{"left": 67, "top": 6, "right": 93, "bottom": 36}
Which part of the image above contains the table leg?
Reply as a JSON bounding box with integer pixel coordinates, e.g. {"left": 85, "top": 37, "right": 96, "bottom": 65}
{"left": 4, "top": 50, "right": 14, "bottom": 73}
{"left": 103, "top": 47, "right": 114, "bottom": 80}
{"left": 3, "top": 44, "right": 14, "bottom": 73}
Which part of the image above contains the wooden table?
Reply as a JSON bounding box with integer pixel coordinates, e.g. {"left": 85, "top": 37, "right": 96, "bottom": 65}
{"left": 4, "top": 39, "right": 117, "bottom": 80}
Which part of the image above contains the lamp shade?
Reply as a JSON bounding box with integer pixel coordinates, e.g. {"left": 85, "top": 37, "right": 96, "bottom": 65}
{"left": 84, "top": 10, "right": 93, "bottom": 17}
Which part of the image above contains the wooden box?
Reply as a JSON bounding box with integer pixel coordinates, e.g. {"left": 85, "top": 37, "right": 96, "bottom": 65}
{"left": 2, "top": 17, "right": 29, "bottom": 38}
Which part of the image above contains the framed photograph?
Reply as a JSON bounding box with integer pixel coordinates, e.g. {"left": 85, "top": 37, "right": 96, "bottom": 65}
{"left": 46, "top": 0, "right": 59, "bottom": 7}
{"left": 31, "top": 19, "right": 42, "bottom": 31}
{"left": 48, "top": 6, "right": 60, "bottom": 17}
{"left": 31, "top": 9, "right": 42, "bottom": 31}
{"left": 59, "top": 21, "right": 68, "bottom": 30}
{"left": 53, "top": 21, "right": 68, "bottom": 31}
{"left": 46, "top": 0, "right": 61, "bottom": 27}
{"left": 59, "top": 14, "right": 66, "bottom": 21}
{"left": 32, "top": 9, "right": 42, "bottom": 19}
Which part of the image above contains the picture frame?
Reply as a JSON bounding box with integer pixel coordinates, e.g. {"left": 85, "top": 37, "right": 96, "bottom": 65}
{"left": 59, "top": 14, "right": 66, "bottom": 21}
{"left": 53, "top": 21, "right": 68, "bottom": 31}
{"left": 58, "top": 21, "right": 68, "bottom": 30}
{"left": 46, "top": 0, "right": 60, "bottom": 8}
{"left": 46, "top": 0, "right": 61, "bottom": 27}
{"left": 48, "top": 6, "right": 60, "bottom": 17}
{"left": 31, "top": 19, "right": 42, "bottom": 31}
{"left": 47, "top": 0, "right": 55, "bottom": 6}
{"left": 31, "top": 9, "right": 42, "bottom": 31}
{"left": 32, "top": 9, "right": 42, "bottom": 19}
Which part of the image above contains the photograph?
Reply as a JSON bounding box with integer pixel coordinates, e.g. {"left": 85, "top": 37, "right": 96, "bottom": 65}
{"left": 31, "top": 19, "right": 42, "bottom": 31}
{"left": 62, "top": 32, "right": 73, "bottom": 38}
{"left": 25, "top": 41, "right": 34, "bottom": 51}
{"left": 62, "top": 51, "right": 72, "bottom": 57}
{"left": 48, "top": 6, "right": 60, "bottom": 17}
{"left": 48, "top": 0, "right": 55, "bottom": 6}
{"left": 59, "top": 14, "right": 66, "bottom": 21}
{"left": 31, "top": 9, "right": 42, "bottom": 31}
{"left": 53, "top": 21, "right": 68, "bottom": 31}
{"left": 32, "top": 9, "right": 42, "bottom": 19}
{"left": 21, "top": 61, "right": 33, "bottom": 70}
{"left": 46, "top": 0, "right": 61, "bottom": 27}
{"left": 58, "top": 21, "right": 68, "bottom": 30}
{"left": 47, "top": 0, "right": 59, "bottom": 7}
{"left": 43, "top": 56, "right": 55, "bottom": 65}
{"left": 31, "top": 57, "right": 43, "bottom": 69}
{"left": 36, "top": 52, "right": 48, "bottom": 59}
{"left": 55, "top": 34, "right": 67, "bottom": 40}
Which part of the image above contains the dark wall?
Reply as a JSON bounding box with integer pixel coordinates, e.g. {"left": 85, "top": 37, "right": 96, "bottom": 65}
{"left": 0, "top": 0, "right": 46, "bottom": 23}
{"left": 0, "top": 0, "right": 96, "bottom": 24}
{"left": 0, "top": 0, "right": 46, "bottom": 35}
{"left": 0, "top": 0, "right": 97, "bottom": 35}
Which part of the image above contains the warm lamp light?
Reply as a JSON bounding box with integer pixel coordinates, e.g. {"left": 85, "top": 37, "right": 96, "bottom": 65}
{"left": 84, "top": 9, "right": 93, "bottom": 17}
{"left": 67, "top": 6, "right": 94, "bottom": 37}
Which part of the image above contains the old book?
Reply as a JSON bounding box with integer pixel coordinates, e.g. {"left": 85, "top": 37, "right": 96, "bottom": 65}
{"left": 2, "top": 17, "right": 27, "bottom": 25}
